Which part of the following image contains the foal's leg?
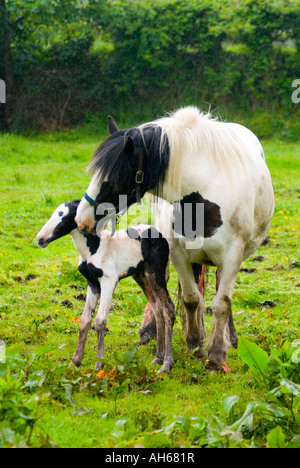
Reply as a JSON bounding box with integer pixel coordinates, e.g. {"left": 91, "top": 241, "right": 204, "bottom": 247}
{"left": 147, "top": 274, "right": 175, "bottom": 373}
{"left": 171, "top": 247, "right": 206, "bottom": 358}
{"left": 71, "top": 284, "right": 100, "bottom": 367}
{"left": 138, "top": 302, "right": 157, "bottom": 345}
{"left": 94, "top": 277, "right": 116, "bottom": 371}
{"left": 207, "top": 242, "right": 244, "bottom": 371}
{"left": 138, "top": 263, "right": 170, "bottom": 345}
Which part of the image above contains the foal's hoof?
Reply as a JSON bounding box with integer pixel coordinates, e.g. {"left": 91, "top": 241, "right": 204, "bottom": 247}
{"left": 95, "top": 361, "right": 105, "bottom": 371}
{"left": 158, "top": 360, "right": 174, "bottom": 374}
{"left": 151, "top": 357, "right": 164, "bottom": 366}
{"left": 70, "top": 358, "right": 81, "bottom": 368}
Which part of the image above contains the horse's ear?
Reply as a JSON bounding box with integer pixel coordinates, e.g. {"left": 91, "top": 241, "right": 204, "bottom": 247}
{"left": 124, "top": 135, "right": 135, "bottom": 157}
{"left": 108, "top": 115, "right": 119, "bottom": 134}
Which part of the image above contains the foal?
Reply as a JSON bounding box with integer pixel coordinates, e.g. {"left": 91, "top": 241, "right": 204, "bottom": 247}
{"left": 36, "top": 201, "right": 175, "bottom": 373}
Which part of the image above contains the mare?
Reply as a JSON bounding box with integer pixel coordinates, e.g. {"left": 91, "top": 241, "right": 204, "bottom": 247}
{"left": 75, "top": 107, "right": 274, "bottom": 371}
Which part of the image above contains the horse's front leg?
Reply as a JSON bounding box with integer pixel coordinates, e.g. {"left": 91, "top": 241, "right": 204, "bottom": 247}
{"left": 94, "top": 277, "right": 116, "bottom": 371}
{"left": 71, "top": 284, "right": 100, "bottom": 367}
{"left": 207, "top": 242, "right": 244, "bottom": 372}
{"left": 171, "top": 247, "right": 206, "bottom": 358}
{"left": 216, "top": 267, "right": 239, "bottom": 348}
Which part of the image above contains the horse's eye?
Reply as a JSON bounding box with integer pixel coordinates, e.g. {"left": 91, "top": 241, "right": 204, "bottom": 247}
{"left": 58, "top": 211, "right": 63, "bottom": 217}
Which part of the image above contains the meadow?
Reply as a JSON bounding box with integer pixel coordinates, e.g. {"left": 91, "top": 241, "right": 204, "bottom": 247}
{"left": 0, "top": 130, "right": 299, "bottom": 448}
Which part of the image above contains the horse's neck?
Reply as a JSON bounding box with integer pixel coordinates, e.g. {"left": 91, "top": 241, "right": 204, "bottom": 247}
{"left": 70, "top": 230, "right": 90, "bottom": 261}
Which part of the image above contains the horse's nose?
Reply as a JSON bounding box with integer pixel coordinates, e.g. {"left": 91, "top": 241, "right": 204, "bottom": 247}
{"left": 75, "top": 216, "right": 93, "bottom": 233}
{"left": 77, "top": 223, "right": 90, "bottom": 234}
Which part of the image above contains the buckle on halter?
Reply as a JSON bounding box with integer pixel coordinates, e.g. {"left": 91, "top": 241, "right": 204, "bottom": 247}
{"left": 135, "top": 171, "right": 144, "bottom": 184}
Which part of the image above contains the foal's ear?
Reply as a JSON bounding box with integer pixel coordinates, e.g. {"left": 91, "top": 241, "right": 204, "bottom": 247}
{"left": 108, "top": 115, "right": 119, "bottom": 134}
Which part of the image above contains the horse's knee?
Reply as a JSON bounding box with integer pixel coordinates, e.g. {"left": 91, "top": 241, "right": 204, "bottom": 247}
{"left": 94, "top": 318, "right": 106, "bottom": 334}
{"left": 212, "top": 295, "right": 232, "bottom": 322}
{"left": 79, "top": 315, "right": 92, "bottom": 333}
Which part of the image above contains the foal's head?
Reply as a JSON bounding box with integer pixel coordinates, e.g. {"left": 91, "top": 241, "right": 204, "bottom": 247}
{"left": 36, "top": 201, "right": 80, "bottom": 248}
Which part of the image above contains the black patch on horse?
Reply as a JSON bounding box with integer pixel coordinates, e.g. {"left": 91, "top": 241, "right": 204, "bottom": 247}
{"left": 173, "top": 192, "right": 222, "bottom": 238}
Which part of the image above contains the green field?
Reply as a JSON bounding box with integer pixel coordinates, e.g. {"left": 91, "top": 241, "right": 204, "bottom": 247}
{"left": 0, "top": 131, "right": 299, "bottom": 448}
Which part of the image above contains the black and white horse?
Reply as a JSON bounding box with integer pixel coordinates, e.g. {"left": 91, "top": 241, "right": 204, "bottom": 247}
{"left": 75, "top": 107, "right": 275, "bottom": 372}
{"left": 36, "top": 201, "right": 175, "bottom": 373}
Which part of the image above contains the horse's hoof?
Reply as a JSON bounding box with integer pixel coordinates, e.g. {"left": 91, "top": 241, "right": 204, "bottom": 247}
{"left": 187, "top": 345, "right": 206, "bottom": 359}
{"left": 205, "top": 359, "right": 230, "bottom": 374}
{"left": 138, "top": 327, "right": 157, "bottom": 346}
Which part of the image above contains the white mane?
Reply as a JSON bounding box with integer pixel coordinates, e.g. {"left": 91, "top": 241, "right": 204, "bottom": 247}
{"left": 141, "top": 106, "right": 249, "bottom": 199}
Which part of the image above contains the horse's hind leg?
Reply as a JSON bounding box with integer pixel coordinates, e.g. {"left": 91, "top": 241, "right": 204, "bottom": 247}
{"left": 207, "top": 243, "right": 243, "bottom": 371}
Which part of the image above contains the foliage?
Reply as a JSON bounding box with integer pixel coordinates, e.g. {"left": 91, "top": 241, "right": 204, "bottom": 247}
{"left": 0, "top": 345, "right": 74, "bottom": 447}
{"left": 1, "top": 0, "right": 300, "bottom": 134}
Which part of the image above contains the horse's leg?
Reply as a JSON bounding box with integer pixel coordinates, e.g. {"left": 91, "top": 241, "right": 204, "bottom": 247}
{"left": 207, "top": 242, "right": 244, "bottom": 371}
{"left": 171, "top": 247, "right": 206, "bottom": 358}
{"left": 94, "top": 277, "right": 116, "bottom": 371}
{"left": 71, "top": 284, "right": 100, "bottom": 367}
{"left": 216, "top": 267, "right": 239, "bottom": 349}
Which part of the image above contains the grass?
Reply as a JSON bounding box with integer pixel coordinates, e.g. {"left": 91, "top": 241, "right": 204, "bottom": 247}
{"left": 0, "top": 130, "right": 299, "bottom": 448}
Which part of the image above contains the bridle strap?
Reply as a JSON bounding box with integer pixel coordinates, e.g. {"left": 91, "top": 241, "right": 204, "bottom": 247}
{"left": 84, "top": 192, "right": 99, "bottom": 207}
{"left": 135, "top": 152, "right": 144, "bottom": 205}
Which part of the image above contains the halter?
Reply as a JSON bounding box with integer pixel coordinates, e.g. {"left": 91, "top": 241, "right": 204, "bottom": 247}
{"left": 83, "top": 152, "right": 145, "bottom": 223}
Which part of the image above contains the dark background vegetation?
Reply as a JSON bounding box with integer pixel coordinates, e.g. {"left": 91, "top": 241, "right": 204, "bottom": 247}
{"left": 0, "top": 0, "right": 300, "bottom": 138}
